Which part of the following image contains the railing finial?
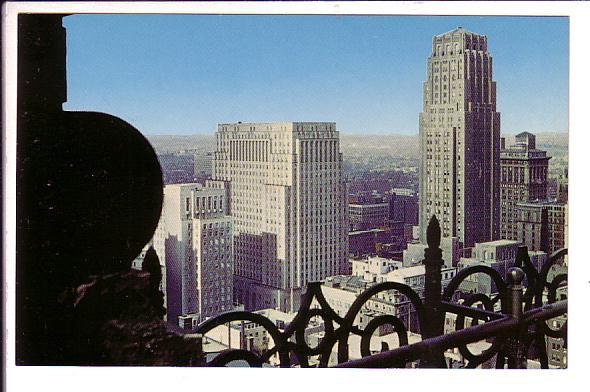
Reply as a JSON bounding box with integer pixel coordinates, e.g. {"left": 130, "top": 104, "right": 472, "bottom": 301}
{"left": 506, "top": 267, "right": 526, "bottom": 368}
{"left": 421, "top": 214, "right": 445, "bottom": 367}
{"left": 427, "top": 215, "right": 441, "bottom": 249}
{"left": 142, "top": 246, "right": 162, "bottom": 288}
{"left": 514, "top": 246, "right": 528, "bottom": 269}
{"left": 142, "top": 246, "right": 165, "bottom": 319}
{"left": 507, "top": 267, "right": 525, "bottom": 287}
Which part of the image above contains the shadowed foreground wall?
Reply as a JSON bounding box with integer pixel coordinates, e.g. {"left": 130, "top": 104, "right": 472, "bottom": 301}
{"left": 16, "top": 14, "right": 201, "bottom": 365}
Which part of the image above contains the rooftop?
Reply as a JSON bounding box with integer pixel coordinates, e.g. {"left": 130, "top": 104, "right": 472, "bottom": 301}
{"left": 324, "top": 275, "right": 368, "bottom": 291}
{"left": 389, "top": 264, "right": 457, "bottom": 280}
{"left": 500, "top": 146, "right": 549, "bottom": 158}
{"left": 436, "top": 26, "right": 482, "bottom": 38}
{"left": 254, "top": 308, "right": 296, "bottom": 324}
{"left": 349, "top": 228, "right": 386, "bottom": 235}
{"left": 387, "top": 265, "right": 426, "bottom": 281}
{"left": 352, "top": 255, "right": 402, "bottom": 264}
{"left": 164, "top": 182, "right": 202, "bottom": 190}
{"left": 517, "top": 200, "right": 566, "bottom": 208}
{"left": 217, "top": 121, "right": 336, "bottom": 127}
{"left": 349, "top": 202, "right": 389, "bottom": 207}
{"left": 516, "top": 131, "right": 536, "bottom": 138}
{"left": 475, "top": 239, "right": 520, "bottom": 248}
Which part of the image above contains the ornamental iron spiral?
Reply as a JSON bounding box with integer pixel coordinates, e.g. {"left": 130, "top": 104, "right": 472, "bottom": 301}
{"left": 192, "top": 214, "right": 567, "bottom": 368}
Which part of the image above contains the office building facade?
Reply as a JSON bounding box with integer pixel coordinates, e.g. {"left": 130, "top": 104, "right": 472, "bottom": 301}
{"left": 500, "top": 132, "right": 550, "bottom": 240}
{"left": 349, "top": 201, "right": 389, "bottom": 231}
{"left": 153, "top": 183, "right": 233, "bottom": 326}
{"left": 458, "top": 239, "right": 547, "bottom": 295}
{"left": 516, "top": 201, "right": 566, "bottom": 254}
{"left": 194, "top": 151, "right": 214, "bottom": 183}
{"left": 388, "top": 188, "right": 419, "bottom": 227}
{"left": 419, "top": 27, "right": 501, "bottom": 248}
{"left": 212, "top": 122, "right": 348, "bottom": 312}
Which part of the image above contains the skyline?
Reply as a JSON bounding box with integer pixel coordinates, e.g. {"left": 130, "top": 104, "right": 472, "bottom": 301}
{"left": 62, "top": 14, "right": 568, "bottom": 135}
{"left": 8, "top": 7, "right": 572, "bottom": 375}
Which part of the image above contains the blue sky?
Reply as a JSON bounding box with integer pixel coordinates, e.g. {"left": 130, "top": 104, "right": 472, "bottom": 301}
{"left": 63, "top": 14, "right": 568, "bottom": 135}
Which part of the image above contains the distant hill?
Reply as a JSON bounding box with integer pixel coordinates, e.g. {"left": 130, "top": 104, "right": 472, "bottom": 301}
{"left": 146, "top": 133, "right": 421, "bottom": 159}
{"left": 147, "top": 134, "right": 215, "bottom": 153}
{"left": 340, "top": 134, "right": 419, "bottom": 160}
{"left": 146, "top": 131, "right": 568, "bottom": 162}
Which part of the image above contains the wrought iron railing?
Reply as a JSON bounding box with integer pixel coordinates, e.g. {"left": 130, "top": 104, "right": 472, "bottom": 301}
{"left": 191, "top": 216, "right": 567, "bottom": 368}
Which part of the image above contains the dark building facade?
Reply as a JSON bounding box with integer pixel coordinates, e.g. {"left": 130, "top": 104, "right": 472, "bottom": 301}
{"left": 500, "top": 132, "right": 550, "bottom": 240}
{"left": 349, "top": 229, "right": 393, "bottom": 259}
{"left": 516, "top": 201, "right": 566, "bottom": 254}
{"left": 349, "top": 202, "right": 389, "bottom": 231}
{"left": 556, "top": 167, "right": 568, "bottom": 204}
{"left": 388, "top": 188, "right": 419, "bottom": 227}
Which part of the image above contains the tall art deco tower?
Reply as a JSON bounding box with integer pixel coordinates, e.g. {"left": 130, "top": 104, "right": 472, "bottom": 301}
{"left": 419, "top": 28, "right": 501, "bottom": 248}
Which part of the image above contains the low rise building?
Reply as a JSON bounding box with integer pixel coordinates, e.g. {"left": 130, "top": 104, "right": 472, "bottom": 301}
{"left": 201, "top": 308, "right": 323, "bottom": 366}
{"left": 349, "top": 201, "right": 390, "bottom": 231}
{"left": 349, "top": 228, "right": 393, "bottom": 258}
{"left": 351, "top": 256, "right": 403, "bottom": 283}
{"left": 546, "top": 313, "right": 567, "bottom": 369}
{"left": 320, "top": 264, "right": 457, "bottom": 334}
{"left": 458, "top": 239, "right": 547, "bottom": 295}
{"left": 403, "top": 237, "right": 460, "bottom": 267}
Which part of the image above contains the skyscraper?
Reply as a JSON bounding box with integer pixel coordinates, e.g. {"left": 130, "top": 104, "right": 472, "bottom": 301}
{"left": 500, "top": 132, "right": 550, "bottom": 240}
{"left": 212, "top": 122, "right": 348, "bottom": 312}
{"left": 153, "top": 183, "right": 233, "bottom": 326}
{"left": 419, "top": 27, "right": 501, "bottom": 248}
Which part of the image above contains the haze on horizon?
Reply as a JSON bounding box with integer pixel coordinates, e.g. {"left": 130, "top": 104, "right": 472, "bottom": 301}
{"left": 146, "top": 130, "right": 569, "bottom": 137}
{"left": 63, "top": 14, "right": 568, "bottom": 136}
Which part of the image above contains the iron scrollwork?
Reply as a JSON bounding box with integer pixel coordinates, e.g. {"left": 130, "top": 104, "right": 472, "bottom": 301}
{"left": 192, "top": 215, "right": 567, "bottom": 368}
{"left": 195, "top": 280, "right": 424, "bottom": 368}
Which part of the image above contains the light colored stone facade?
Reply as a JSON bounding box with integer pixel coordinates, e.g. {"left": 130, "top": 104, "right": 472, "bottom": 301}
{"left": 419, "top": 27, "right": 501, "bottom": 248}
{"left": 212, "top": 122, "right": 348, "bottom": 312}
{"left": 153, "top": 183, "right": 233, "bottom": 325}
{"left": 351, "top": 256, "right": 403, "bottom": 282}
{"left": 403, "top": 236, "right": 460, "bottom": 267}
{"left": 458, "top": 239, "right": 547, "bottom": 295}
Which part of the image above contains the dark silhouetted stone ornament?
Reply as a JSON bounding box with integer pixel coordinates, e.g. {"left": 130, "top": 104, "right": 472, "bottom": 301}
{"left": 16, "top": 14, "right": 193, "bottom": 365}
{"left": 421, "top": 214, "right": 445, "bottom": 368}
{"left": 23, "top": 110, "right": 163, "bottom": 280}
{"left": 59, "top": 270, "right": 203, "bottom": 365}
{"left": 142, "top": 247, "right": 162, "bottom": 288}
{"left": 426, "top": 215, "right": 441, "bottom": 249}
{"left": 142, "top": 247, "right": 166, "bottom": 320}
